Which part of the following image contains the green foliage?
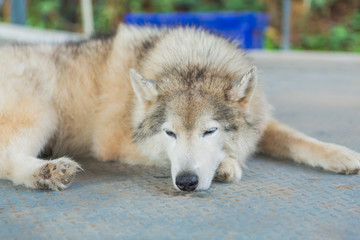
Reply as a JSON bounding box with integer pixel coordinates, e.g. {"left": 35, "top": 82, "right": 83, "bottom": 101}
{"left": 26, "top": 0, "right": 80, "bottom": 31}
{"left": 350, "top": 12, "right": 360, "bottom": 32}
{"left": 223, "top": 0, "right": 265, "bottom": 11}
{"left": 27, "top": 0, "right": 62, "bottom": 29}
{"left": 308, "top": 0, "right": 336, "bottom": 9}
{"left": 265, "top": 35, "right": 280, "bottom": 50}
{"left": 301, "top": 12, "right": 360, "bottom": 52}
{"left": 93, "top": 0, "right": 117, "bottom": 33}
{"left": 302, "top": 35, "right": 326, "bottom": 50}
{"left": 329, "top": 26, "right": 348, "bottom": 50}
{"left": 152, "top": 0, "right": 176, "bottom": 12}
{"left": 1, "top": 0, "right": 359, "bottom": 52}
{"left": 3, "top": 0, "right": 265, "bottom": 33}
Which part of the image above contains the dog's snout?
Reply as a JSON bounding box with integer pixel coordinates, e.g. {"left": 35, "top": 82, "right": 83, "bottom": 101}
{"left": 175, "top": 172, "right": 199, "bottom": 191}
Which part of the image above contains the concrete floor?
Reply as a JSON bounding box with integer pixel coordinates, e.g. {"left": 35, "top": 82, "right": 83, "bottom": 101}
{"left": 1, "top": 51, "right": 360, "bottom": 240}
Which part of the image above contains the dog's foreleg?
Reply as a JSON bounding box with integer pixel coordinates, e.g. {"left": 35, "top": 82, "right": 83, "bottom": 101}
{"left": 258, "top": 118, "right": 360, "bottom": 174}
{"left": 215, "top": 157, "right": 242, "bottom": 182}
{"left": 0, "top": 102, "right": 81, "bottom": 190}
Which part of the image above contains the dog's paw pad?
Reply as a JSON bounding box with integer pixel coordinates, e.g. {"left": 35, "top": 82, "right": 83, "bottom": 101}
{"left": 40, "top": 164, "right": 52, "bottom": 179}
{"left": 34, "top": 158, "right": 82, "bottom": 191}
{"left": 215, "top": 157, "right": 242, "bottom": 183}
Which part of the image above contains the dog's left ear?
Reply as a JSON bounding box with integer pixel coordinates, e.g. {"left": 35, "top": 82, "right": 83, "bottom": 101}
{"left": 227, "top": 66, "right": 257, "bottom": 108}
{"left": 130, "top": 69, "right": 158, "bottom": 103}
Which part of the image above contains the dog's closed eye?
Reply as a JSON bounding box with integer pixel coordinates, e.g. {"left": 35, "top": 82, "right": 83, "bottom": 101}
{"left": 164, "top": 129, "right": 177, "bottom": 139}
{"left": 202, "top": 127, "right": 218, "bottom": 137}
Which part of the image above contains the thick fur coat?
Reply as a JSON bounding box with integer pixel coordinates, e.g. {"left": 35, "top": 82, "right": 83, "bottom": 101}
{"left": 0, "top": 24, "right": 359, "bottom": 191}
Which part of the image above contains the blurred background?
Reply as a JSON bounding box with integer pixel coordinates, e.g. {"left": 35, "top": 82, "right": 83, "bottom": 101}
{"left": 0, "top": 0, "right": 359, "bottom": 52}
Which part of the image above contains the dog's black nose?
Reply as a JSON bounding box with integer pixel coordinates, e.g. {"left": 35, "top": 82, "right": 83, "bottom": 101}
{"left": 176, "top": 172, "right": 199, "bottom": 191}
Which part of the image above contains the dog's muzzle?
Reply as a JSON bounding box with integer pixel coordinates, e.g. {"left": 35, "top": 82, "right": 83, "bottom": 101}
{"left": 175, "top": 172, "right": 199, "bottom": 191}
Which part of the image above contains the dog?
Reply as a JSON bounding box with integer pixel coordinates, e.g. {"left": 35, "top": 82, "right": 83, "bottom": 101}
{"left": 0, "top": 24, "right": 359, "bottom": 191}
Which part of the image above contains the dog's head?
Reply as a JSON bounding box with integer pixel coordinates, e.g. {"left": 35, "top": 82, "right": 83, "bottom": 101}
{"left": 130, "top": 66, "right": 261, "bottom": 191}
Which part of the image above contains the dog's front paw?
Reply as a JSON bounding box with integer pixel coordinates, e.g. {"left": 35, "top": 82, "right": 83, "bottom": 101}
{"left": 34, "top": 157, "right": 82, "bottom": 191}
{"left": 214, "top": 157, "right": 242, "bottom": 182}
{"left": 322, "top": 144, "right": 360, "bottom": 174}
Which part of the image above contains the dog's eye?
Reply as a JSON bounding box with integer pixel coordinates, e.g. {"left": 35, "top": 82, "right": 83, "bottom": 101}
{"left": 164, "top": 129, "right": 177, "bottom": 139}
{"left": 202, "top": 127, "right": 218, "bottom": 137}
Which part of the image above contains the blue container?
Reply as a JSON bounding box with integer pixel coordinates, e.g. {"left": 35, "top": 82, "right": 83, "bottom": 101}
{"left": 124, "top": 12, "right": 268, "bottom": 49}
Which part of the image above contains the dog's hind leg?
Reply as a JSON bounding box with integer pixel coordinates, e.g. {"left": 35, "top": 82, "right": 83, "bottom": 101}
{"left": 258, "top": 118, "right": 360, "bottom": 174}
{"left": 0, "top": 100, "right": 81, "bottom": 190}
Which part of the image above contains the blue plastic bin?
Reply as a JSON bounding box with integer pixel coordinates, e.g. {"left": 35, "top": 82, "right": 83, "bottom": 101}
{"left": 124, "top": 12, "right": 268, "bottom": 49}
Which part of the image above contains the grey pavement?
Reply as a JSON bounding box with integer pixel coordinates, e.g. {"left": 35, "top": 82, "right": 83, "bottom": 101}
{"left": 1, "top": 51, "right": 359, "bottom": 240}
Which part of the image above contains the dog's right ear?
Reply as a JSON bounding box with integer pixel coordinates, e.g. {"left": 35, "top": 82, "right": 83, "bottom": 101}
{"left": 130, "top": 69, "right": 158, "bottom": 103}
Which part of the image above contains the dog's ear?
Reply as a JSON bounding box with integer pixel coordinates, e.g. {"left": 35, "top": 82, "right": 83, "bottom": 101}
{"left": 130, "top": 69, "right": 158, "bottom": 102}
{"left": 227, "top": 66, "right": 257, "bottom": 108}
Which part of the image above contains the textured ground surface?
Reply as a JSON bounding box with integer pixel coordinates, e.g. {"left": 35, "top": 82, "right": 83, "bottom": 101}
{"left": 1, "top": 51, "right": 359, "bottom": 240}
